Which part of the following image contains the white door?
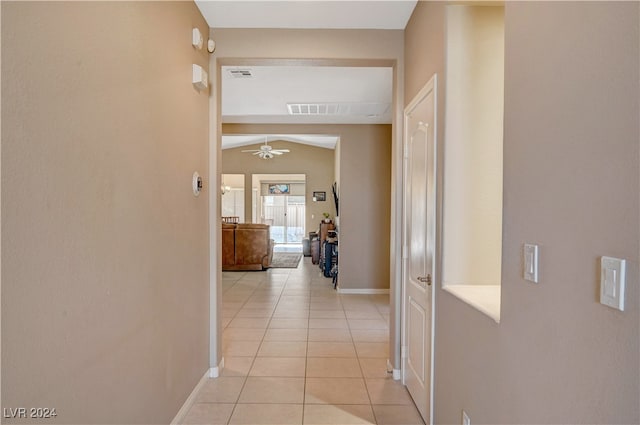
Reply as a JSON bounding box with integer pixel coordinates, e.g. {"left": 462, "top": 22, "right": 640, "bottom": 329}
{"left": 402, "top": 75, "right": 437, "bottom": 424}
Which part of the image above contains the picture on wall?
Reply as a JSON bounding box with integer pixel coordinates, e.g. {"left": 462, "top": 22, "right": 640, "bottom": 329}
{"left": 268, "top": 184, "right": 290, "bottom": 195}
{"left": 313, "top": 191, "right": 326, "bottom": 201}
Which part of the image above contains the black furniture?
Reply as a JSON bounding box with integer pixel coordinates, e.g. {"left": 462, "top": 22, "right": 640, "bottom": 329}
{"left": 322, "top": 241, "right": 338, "bottom": 278}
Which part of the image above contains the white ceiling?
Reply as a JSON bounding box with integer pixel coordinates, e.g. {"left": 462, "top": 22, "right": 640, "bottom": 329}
{"left": 222, "top": 66, "right": 393, "bottom": 125}
{"left": 200, "top": 1, "right": 412, "bottom": 149}
{"left": 195, "top": 1, "right": 417, "bottom": 30}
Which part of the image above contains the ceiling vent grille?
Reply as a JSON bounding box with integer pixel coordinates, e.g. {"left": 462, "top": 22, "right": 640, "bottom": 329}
{"left": 287, "top": 102, "right": 389, "bottom": 117}
{"left": 228, "top": 69, "right": 253, "bottom": 78}
{"left": 287, "top": 103, "right": 339, "bottom": 115}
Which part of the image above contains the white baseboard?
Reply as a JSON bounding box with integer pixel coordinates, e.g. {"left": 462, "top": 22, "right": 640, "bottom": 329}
{"left": 392, "top": 368, "right": 401, "bottom": 380}
{"left": 337, "top": 288, "right": 390, "bottom": 295}
{"left": 387, "top": 359, "right": 401, "bottom": 381}
{"left": 209, "top": 357, "right": 225, "bottom": 378}
{"left": 171, "top": 358, "right": 224, "bottom": 425}
{"left": 170, "top": 369, "right": 209, "bottom": 425}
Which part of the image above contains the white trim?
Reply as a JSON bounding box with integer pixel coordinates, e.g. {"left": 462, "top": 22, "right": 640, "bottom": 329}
{"left": 170, "top": 369, "right": 210, "bottom": 425}
{"left": 208, "top": 357, "right": 225, "bottom": 378}
{"left": 442, "top": 285, "right": 501, "bottom": 323}
{"left": 209, "top": 55, "right": 222, "bottom": 393}
{"left": 337, "top": 288, "right": 390, "bottom": 295}
{"left": 386, "top": 359, "right": 401, "bottom": 380}
{"left": 392, "top": 368, "right": 402, "bottom": 380}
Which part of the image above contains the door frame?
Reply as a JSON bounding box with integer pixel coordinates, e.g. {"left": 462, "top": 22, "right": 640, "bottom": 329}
{"left": 211, "top": 57, "right": 403, "bottom": 381}
{"left": 401, "top": 74, "right": 438, "bottom": 425}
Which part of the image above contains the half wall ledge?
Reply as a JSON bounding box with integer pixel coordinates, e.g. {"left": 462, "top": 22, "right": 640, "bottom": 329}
{"left": 442, "top": 284, "right": 501, "bottom": 323}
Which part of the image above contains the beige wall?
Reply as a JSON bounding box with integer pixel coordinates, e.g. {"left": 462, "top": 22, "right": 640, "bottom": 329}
{"left": 406, "top": 1, "right": 639, "bottom": 423}
{"left": 222, "top": 123, "right": 391, "bottom": 290}
{"left": 339, "top": 125, "right": 392, "bottom": 290}
{"left": 443, "top": 6, "right": 504, "bottom": 286}
{"left": 2, "top": 2, "right": 210, "bottom": 423}
{"left": 334, "top": 138, "right": 341, "bottom": 204}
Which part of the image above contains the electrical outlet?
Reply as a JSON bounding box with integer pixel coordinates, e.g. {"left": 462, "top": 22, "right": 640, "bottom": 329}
{"left": 462, "top": 410, "right": 470, "bottom": 425}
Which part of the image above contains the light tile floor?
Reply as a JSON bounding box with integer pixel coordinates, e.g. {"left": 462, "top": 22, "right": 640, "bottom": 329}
{"left": 273, "top": 244, "right": 304, "bottom": 253}
{"left": 182, "top": 257, "right": 424, "bottom": 425}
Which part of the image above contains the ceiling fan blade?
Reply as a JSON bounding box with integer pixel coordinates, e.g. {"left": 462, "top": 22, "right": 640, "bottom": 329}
{"left": 273, "top": 149, "right": 290, "bottom": 153}
{"left": 271, "top": 151, "right": 284, "bottom": 155}
{"left": 241, "top": 149, "right": 260, "bottom": 153}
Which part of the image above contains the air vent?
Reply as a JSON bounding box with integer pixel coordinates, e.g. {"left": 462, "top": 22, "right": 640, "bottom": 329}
{"left": 228, "top": 69, "right": 253, "bottom": 78}
{"left": 287, "top": 103, "right": 339, "bottom": 115}
{"left": 287, "top": 102, "right": 390, "bottom": 117}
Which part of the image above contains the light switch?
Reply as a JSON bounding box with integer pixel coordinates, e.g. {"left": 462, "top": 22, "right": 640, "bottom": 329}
{"left": 600, "top": 256, "right": 625, "bottom": 311}
{"left": 524, "top": 243, "right": 539, "bottom": 283}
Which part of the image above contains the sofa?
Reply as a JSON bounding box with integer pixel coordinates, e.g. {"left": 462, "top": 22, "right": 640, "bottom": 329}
{"left": 222, "top": 223, "right": 274, "bottom": 271}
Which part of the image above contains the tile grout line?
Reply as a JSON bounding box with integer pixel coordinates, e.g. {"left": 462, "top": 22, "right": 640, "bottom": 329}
{"left": 302, "top": 270, "right": 312, "bottom": 425}
{"left": 223, "top": 271, "right": 266, "bottom": 425}
{"left": 343, "top": 294, "right": 379, "bottom": 425}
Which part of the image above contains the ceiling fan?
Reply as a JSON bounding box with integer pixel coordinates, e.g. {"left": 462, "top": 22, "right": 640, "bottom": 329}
{"left": 241, "top": 138, "right": 290, "bottom": 159}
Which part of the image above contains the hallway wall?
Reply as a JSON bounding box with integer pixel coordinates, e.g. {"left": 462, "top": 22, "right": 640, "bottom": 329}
{"left": 405, "top": 2, "right": 639, "bottom": 423}
{"left": 2, "top": 2, "right": 210, "bottom": 423}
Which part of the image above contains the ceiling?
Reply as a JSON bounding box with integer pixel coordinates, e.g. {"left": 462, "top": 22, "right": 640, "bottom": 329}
{"left": 195, "top": 1, "right": 417, "bottom": 30}
{"left": 197, "top": 1, "right": 415, "bottom": 149}
{"left": 222, "top": 66, "right": 393, "bottom": 125}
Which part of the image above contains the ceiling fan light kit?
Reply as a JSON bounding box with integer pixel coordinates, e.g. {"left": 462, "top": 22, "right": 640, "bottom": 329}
{"left": 241, "top": 138, "right": 290, "bottom": 160}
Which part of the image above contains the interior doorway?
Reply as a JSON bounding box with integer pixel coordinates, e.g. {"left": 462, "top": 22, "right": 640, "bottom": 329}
{"left": 221, "top": 174, "right": 245, "bottom": 222}
{"left": 212, "top": 57, "right": 401, "bottom": 390}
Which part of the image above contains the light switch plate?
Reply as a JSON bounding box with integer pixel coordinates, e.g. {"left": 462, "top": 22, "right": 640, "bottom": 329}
{"left": 600, "top": 256, "right": 625, "bottom": 311}
{"left": 462, "top": 410, "right": 470, "bottom": 425}
{"left": 524, "top": 243, "right": 539, "bottom": 283}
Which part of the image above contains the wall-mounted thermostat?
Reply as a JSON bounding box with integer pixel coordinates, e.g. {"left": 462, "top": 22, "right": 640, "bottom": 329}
{"left": 193, "top": 172, "right": 203, "bottom": 197}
